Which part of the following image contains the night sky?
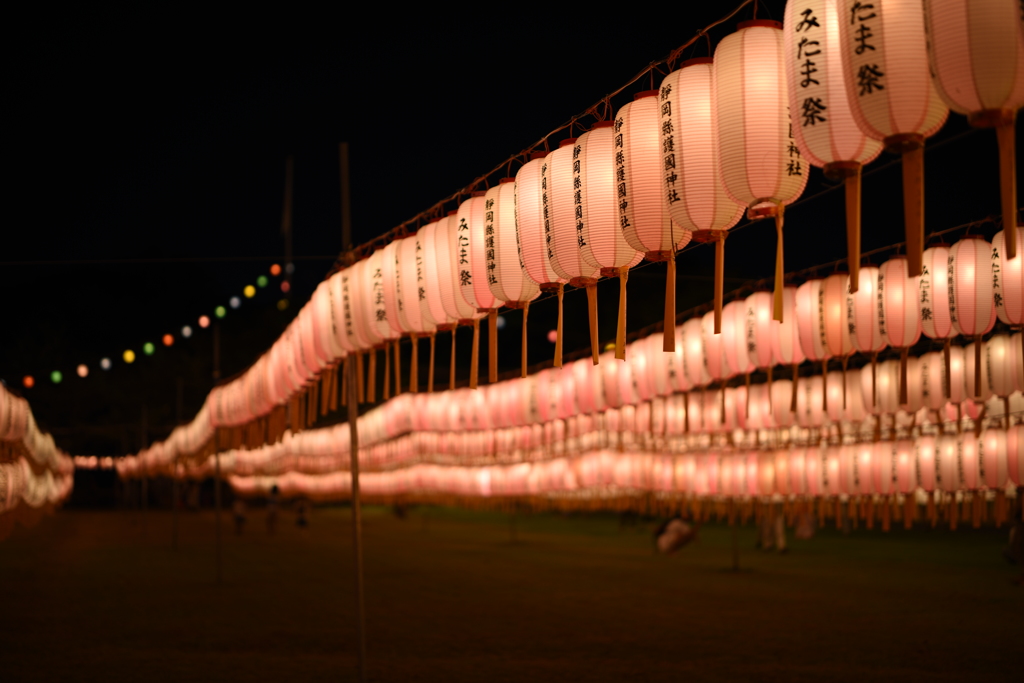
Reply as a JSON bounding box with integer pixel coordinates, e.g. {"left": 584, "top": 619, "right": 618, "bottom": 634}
{"left": 4, "top": 2, "right": 1012, "bottom": 456}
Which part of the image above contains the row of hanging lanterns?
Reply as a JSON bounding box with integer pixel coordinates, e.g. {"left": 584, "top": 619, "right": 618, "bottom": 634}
{"left": 117, "top": 0, "right": 1022, "bottom": 483}
{"left": 0, "top": 384, "right": 76, "bottom": 536}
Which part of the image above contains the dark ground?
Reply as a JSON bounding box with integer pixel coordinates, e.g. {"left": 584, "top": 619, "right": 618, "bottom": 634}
{"left": 1, "top": 506, "right": 1021, "bottom": 682}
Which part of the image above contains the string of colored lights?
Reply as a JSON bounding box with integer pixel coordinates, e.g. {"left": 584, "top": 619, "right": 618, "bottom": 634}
{"left": 17, "top": 264, "right": 288, "bottom": 390}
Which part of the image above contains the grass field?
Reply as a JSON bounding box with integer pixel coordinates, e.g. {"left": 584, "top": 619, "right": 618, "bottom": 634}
{"left": 1, "top": 505, "right": 1021, "bottom": 682}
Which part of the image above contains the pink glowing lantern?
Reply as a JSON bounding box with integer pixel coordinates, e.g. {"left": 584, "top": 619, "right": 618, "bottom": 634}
{"left": 949, "top": 235, "right": 997, "bottom": 396}
{"left": 572, "top": 124, "right": 643, "bottom": 360}
{"left": 916, "top": 435, "right": 938, "bottom": 492}
{"left": 992, "top": 227, "right": 1023, "bottom": 330}
{"left": 771, "top": 286, "right": 806, "bottom": 412}
{"left": 980, "top": 428, "right": 1008, "bottom": 491}
{"left": 714, "top": 20, "right": 809, "bottom": 320}
{"left": 847, "top": 265, "right": 887, "bottom": 405}
{"left": 839, "top": 0, "right": 950, "bottom": 277}
{"left": 873, "top": 441, "right": 897, "bottom": 497}
{"left": 784, "top": 0, "right": 883, "bottom": 289}
{"left": 722, "top": 299, "right": 754, "bottom": 392}
{"left": 660, "top": 60, "right": 743, "bottom": 334}
{"left": 1007, "top": 424, "right": 1023, "bottom": 486}
{"left": 925, "top": 0, "right": 1024, "bottom": 256}
{"left": 398, "top": 234, "right": 436, "bottom": 392}
{"left": 879, "top": 256, "right": 921, "bottom": 404}
{"left": 516, "top": 151, "right": 567, "bottom": 366}
{"left": 823, "top": 272, "right": 855, "bottom": 407}
{"left": 795, "top": 279, "right": 829, "bottom": 411}
{"left": 545, "top": 138, "right": 602, "bottom": 365}
{"left": 456, "top": 194, "right": 503, "bottom": 386}
{"left": 680, "top": 318, "right": 710, "bottom": 390}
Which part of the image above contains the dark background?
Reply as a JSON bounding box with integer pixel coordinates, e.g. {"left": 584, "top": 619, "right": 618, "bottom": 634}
{"left": 3, "top": 1, "right": 1013, "bottom": 458}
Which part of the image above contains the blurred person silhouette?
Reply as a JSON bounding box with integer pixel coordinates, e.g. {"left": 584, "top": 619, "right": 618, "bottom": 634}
{"left": 266, "top": 485, "right": 280, "bottom": 535}
{"left": 654, "top": 516, "right": 698, "bottom": 554}
{"left": 232, "top": 498, "right": 247, "bottom": 535}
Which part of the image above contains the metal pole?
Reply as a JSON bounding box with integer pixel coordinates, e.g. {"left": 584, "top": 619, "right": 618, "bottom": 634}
{"left": 348, "top": 357, "right": 367, "bottom": 682}
{"left": 282, "top": 155, "right": 294, "bottom": 291}
{"left": 173, "top": 377, "right": 183, "bottom": 550}
{"left": 212, "top": 326, "right": 223, "bottom": 584}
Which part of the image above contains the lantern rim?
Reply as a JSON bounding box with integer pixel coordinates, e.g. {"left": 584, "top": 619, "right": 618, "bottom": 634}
{"left": 529, "top": 152, "right": 548, "bottom": 161}
{"left": 680, "top": 57, "right": 713, "bottom": 68}
{"left": 472, "top": 191, "right": 486, "bottom": 198}
{"left": 499, "top": 177, "right": 515, "bottom": 184}
{"left": 558, "top": 138, "right": 578, "bottom": 148}
{"left": 589, "top": 121, "right": 614, "bottom": 130}
{"left": 633, "top": 90, "right": 659, "bottom": 101}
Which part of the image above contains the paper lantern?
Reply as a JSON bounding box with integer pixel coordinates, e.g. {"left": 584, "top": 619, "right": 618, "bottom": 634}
{"left": 545, "top": 138, "right": 603, "bottom": 366}
{"left": 680, "top": 318, "right": 710, "bottom": 390}
{"left": 949, "top": 235, "right": 997, "bottom": 395}
{"left": 398, "top": 235, "right": 436, "bottom": 394}
{"left": 846, "top": 265, "right": 887, "bottom": 404}
{"left": 784, "top": 0, "right": 883, "bottom": 289}
{"left": 715, "top": 20, "right": 809, "bottom": 320}
{"left": 576, "top": 122, "right": 643, "bottom": 358}
{"left": 822, "top": 272, "right": 855, "bottom": 406}
{"left": 795, "top": 278, "right": 829, "bottom": 411}
{"left": 992, "top": 227, "right": 1023, "bottom": 330}
{"left": 483, "top": 179, "right": 540, "bottom": 380}
{"left": 455, "top": 194, "right": 503, "bottom": 386}
{"left": 873, "top": 441, "right": 897, "bottom": 497}
{"left": 925, "top": 0, "right": 1024, "bottom": 256}
{"left": 516, "top": 151, "right": 568, "bottom": 366}
{"left": 418, "top": 220, "right": 458, "bottom": 392}
{"left": 721, "top": 299, "right": 754, "bottom": 386}
{"left": 879, "top": 256, "right": 921, "bottom": 404}
{"left": 916, "top": 435, "right": 938, "bottom": 492}
{"left": 1007, "top": 424, "right": 1023, "bottom": 486}
{"left": 839, "top": 0, "right": 950, "bottom": 277}
{"left": 702, "top": 309, "right": 731, "bottom": 385}
{"left": 979, "top": 428, "right": 1008, "bottom": 491}
{"left": 660, "top": 59, "right": 744, "bottom": 335}
{"left": 744, "top": 291, "right": 776, "bottom": 371}
{"left": 771, "top": 286, "right": 806, "bottom": 388}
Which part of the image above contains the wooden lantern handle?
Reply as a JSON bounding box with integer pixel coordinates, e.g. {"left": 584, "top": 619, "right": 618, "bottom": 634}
{"left": 367, "top": 349, "right": 377, "bottom": 404}
{"left": 996, "top": 122, "right": 1017, "bottom": 259}
{"left": 428, "top": 333, "right": 436, "bottom": 393}
{"left": 617, "top": 267, "right": 628, "bottom": 360}
{"left": 393, "top": 339, "right": 402, "bottom": 397}
{"left": 554, "top": 284, "right": 564, "bottom": 368}
{"left": 470, "top": 318, "right": 480, "bottom": 390}
{"left": 902, "top": 145, "right": 925, "bottom": 277}
{"left": 665, "top": 257, "right": 677, "bottom": 351}
{"left": 409, "top": 333, "right": 419, "bottom": 394}
{"left": 383, "top": 343, "right": 391, "bottom": 401}
{"left": 449, "top": 327, "right": 457, "bottom": 390}
{"left": 845, "top": 167, "right": 862, "bottom": 293}
{"left": 521, "top": 300, "right": 530, "bottom": 379}
{"left": 586, "top": 284, "right": 600, "bottom": 365}
{"left": 773, "top": 207, "right": 785, "bottom": 322}
{"left": 488, "top": 309, "right": 498, "bottom": 384}
{"left": 714, "top": 236, "right": 724, "bottom": 334}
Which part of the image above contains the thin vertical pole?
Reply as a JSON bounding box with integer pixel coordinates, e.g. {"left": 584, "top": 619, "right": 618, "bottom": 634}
{"left": 282, "top": 155, "right": 294, "bottom": 290}
{"left": 214, "top": 450, "right": 223, "bottom": 585}
{"left": 348, "top": 354, "right": 368, "bottom": 682}
{"left": 140, "top": 406, "right": 148, "bottom": 535}
{"left": 340, "top": 143, "right": 353, "bottom": 251}
{"left": 173, "top": 377, "right": 183, "bottom": 550}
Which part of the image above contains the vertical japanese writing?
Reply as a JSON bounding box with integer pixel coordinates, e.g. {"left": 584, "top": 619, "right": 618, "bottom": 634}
{"left": 573, "top": 143, "right": 586, "bottom": 248}
{"left": 484, "top": 196, "right": 498, "bottom": 286}
{"left": 849, "top": 2, "right": 885, "bottom": 95}
{"left": 614, "top": 116, "right": 630, "bottom": 231}
{"left": 794, "top": 6, "right": 828, "bottom": 128}
{"left": 660, "top": 85, "right": 680, "bottom": 205}
{"left": 946, "top": 255, "right": 957, "bottom": 325}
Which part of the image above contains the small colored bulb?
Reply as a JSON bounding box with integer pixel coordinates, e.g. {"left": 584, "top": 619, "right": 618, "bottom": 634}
{"left": 243, "top": 285, "right": 256, "bottom": 298}
{"left": 181, "top": 325, "right": 193, "bottom": 338}
{"left": 143, "top": 342, "right": 155, "bottom": 356}
{"left": 76, "top": 364, "right": 89, "bottom": 378}
{"left": 162, "top": 334, "right": 174, "bottom": 347}
{"left": 547, "top": 330, "right": 558, "bottom": 344}
{"left": 100, "top": 358, "right": 112, "bottom": 370}
{"left": 280, "top": 281, "right": 291, "bottom": 293}
{"left": 22, "top": 375, "right": 35, "bottom": 389}
{"left": 229, "top": 296, "right": 241, "bottom": 309}
{"left": 51, "top": 370, "right": 63, "bottom": 384}
{"left": 215, "top": 306, "right": 227, "bottom": 319}
{"left": 270, "top": 263, "right": 282, "bottom": 276}
{"left": 256, "top": 275, "right": 268, "bottom": 288}
{"left": 198, "top": 315, "right": 210, "bottom": 329}
{"left": 496, "top": 315, "right": 506, "bottom": 330}
{"left": 277, "top": 299, "right": 289, "bottom": 311}
{"left": 123, "top": 350, "right": 136, "bottom": 364}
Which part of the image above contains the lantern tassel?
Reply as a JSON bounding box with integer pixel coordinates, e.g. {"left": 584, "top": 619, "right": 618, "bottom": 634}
{"left": 554, "top": 284, "right": 564, "bottom": 368}
{"left": 449, "top": 327, "right": 457, "bottom": 390}
{"left": 394, "top": 339, "right": 402, "bottom": 397}
{"left": 767, "top": 365, "right": 773, "bottom": 414}
{"left": 871, "top": 352, "right": 878, "bottom": 407}
{"left": 488, "top": 310, "right": 498, "bottom": 384}
{"left": 996, "top": 120, "right": 1017, "bottom": 259}
{"left": 713, "top": 234, "right": 725, "bottom": 334}
{"left": 943, "top": 338, "right": 951, "bottom": 399}
{"left": 356, "top": 351, "right": 366, "bottom": 404}
{"left": 664, "top": 256, "right": 677, "bottom": 351}
{"left": 586, "top": 284, "right": 599, "bottom": 366}
{"left": 383, "top": 343, "right": 391, "bottom": 401}
{"left": 841, "top": 356, "right": 848, "bottom": 410}
{"left": 409, "top": 333, "right": 418, "bottom": 394}
{"left": 822, "top": 359, "right": 828, "bottom": 413}
{"left": 899, "top": 347, "right": 909, "bottom": 406}
{"left": 745, "top": 372, "right": 750, "bottom": 419}
{"left": 773, "top": 206, "right": 785, "bottom": 322}
{"left": 902, "top": 144, "right": 925, "bottom": 277}
{"left": 791, "top": 363, "right": 798, "bottom": 413}
{"left": 521, "top": 300, "right": 530, "bottom": 379}
{"left": 340, "top": 357, "right": 348, "bottom": 407}
{"left": 367, "top": 349, "right": 377, "bottom": 404}
{"left": 470, "top": 318, "right": 481, "bottom": 390}
{"left": 845, "top": 166, "right": 862, "bottom": 293}
{"left": 329, "top": 364, "right": 338, "bottom": 412}
{"left": 973, "top": 335, "right": 983, "bottom": 398}
{"left": 428, "top": 334, "right": 436, "bottom": 393}
{"left": 617, "top": 267, "right": 628, "bottom": 360}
